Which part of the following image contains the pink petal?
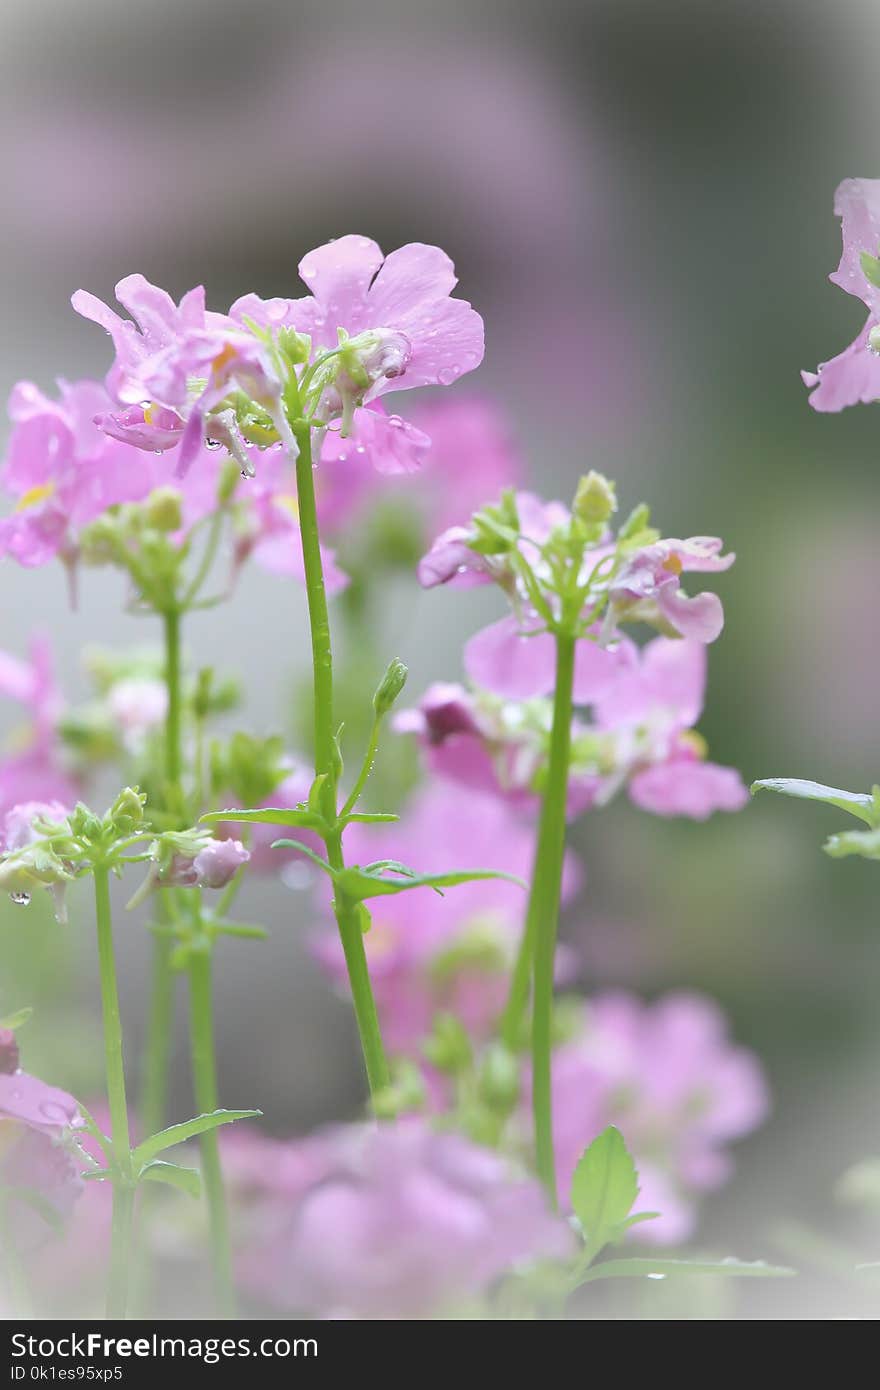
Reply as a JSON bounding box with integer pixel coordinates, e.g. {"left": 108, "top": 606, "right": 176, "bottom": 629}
{"left": 367, "top": 243, "right": 459, "bottom": 321}
{"left": 629, "top": 759, "right": 748, "bottom": 820}
{"left": 658, "top": 587, "right": 725, "bottom": 643}
{"left": 297, "top": 235, "right": 384, "bottom": 327}
{"left": 464, "top": 615, "right": 555, "bottom": 698}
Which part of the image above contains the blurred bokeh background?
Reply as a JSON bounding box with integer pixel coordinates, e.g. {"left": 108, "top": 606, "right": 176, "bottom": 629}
{"left": 2, "top": 0, "right": 880, "bottom": 1318}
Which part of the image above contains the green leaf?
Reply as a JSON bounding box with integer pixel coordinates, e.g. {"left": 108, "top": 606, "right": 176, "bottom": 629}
{"left": 201, "top": 806, "right": 324, "bottom": 830}
{"left": 133, "top": 1109, "right": 260, "bottom": 1167}
{"left": 570, "top": 1126, "right": 639, "bottom": 1256}
{"left": 213, "top": 921, "right": 269, "bottom": 940}
{"left": 578, "top": 1256, "right": 794, "bottom": 1284}
{"left": 751, "top": 778, "right": 876, "bottom": 825}
{"left": 335, "top": 865, "right": 527, "bottom": 902}
{"left": 0, "top": 1006, "right": 32, "bottom": 1032}
{"left": 139, "top": 1160, "right": 202, "bottom": 1199}
{"left": 340, "top": 812, "right": 400, "bottom": 826}
{"left": 825, "top": 827, "right": 880, "bottom": 860}
{"left": 269, "top": 840, "right": 334, "bottom": 875}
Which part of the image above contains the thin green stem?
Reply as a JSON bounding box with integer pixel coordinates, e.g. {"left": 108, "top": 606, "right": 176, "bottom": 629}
{"left": 187, "top": 948, "right": 235, "bottom": 1317}
{"left": 0, "top": 1202, "right": 31, "bottom": 1316}
{"left": 292, "top": 420, "right": 390, "bottom": 1096}
{"left": 162, "top": 607, "right": 184, "bottom": 818}
{"left": 340, "top": 715, "right": 381, "bottom": 819}
{"left": 94, "top": 864, "right": 135, "bottom": 1317}
{"left": 503, "top": 632, "right": 576, "bottom": 1206}
{"left": 139, "top": 925, "right": 174, "bottom": 1142}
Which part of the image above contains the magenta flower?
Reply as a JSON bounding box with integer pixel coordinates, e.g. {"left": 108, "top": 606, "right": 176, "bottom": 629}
{"left": 0, "top": 637, "right": 78, "bottom": 821}
{"left": 162, "top": 837, "right": 250, "bottom": 891}
{"left": 227, "top": 1118, "right": 572, "bottom": 1318}
{"left": 0, "top": 1044, "right": 84, "bottom": 1250}
{"left": 399, "top": 638, "right": 746, "bottom": 825}
{"left": 538, "top": 992, "right": 769, "bottom": 1245}
{"left": 312, "top": 782, "right": 580, "bottom": 1051}
{"left": 607, "top": 538, "right": 734, "bottom": 644}
{"left": 0, "top": 379, "right": 162, "bottom": 568}
{"left": 803, "top": 178, "right": 880, "bottom": 411}
{"left": 232, "top": 234, "right": 484, "bottom": 401}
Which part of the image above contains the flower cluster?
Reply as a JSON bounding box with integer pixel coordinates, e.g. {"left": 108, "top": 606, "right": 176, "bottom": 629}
{"left": 398, "top": 636, "right": 748, "bottom": 821}
{"left": 224, "top": 1118, "right": 572, "bottom": 1319}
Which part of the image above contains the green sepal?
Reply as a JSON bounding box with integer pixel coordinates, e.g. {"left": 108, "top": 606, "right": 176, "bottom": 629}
{"left": 0, "top": 1006, "right": 32, "bottom": 1032}
{"left": 132, "top": 1109, "right": 261, "bottom": 1167}
{"left": 861, "top": 250, "right": 880, "bottom": 288}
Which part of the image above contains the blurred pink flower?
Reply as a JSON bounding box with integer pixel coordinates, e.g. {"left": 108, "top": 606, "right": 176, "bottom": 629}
{"left": 226, "top": 1118, "right": 573, "bottom": 1318}
{"left": 399, "top": 638, "right": 747, "bottom": 824}
{"left": 0, "top": 637, "right": 78, "bottom": 819}
{"left": 0, "top": 1045, "right": 84, "bottom": 1252}
{"left": 161, "top": 837, "right": 250, "bottom": 891}
{"left": 803, "top": 178, "right": 880, "bottom": 411}
{"left": 312, "top": 782, "right": 581, "bottom": 1051}
{"left": 541, "top": 991, "right": 769, "bottom": 1245}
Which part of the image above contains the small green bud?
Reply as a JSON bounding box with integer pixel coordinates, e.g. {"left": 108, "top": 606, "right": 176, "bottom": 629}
{"left": 422, "top": 1013, "right": 473, "bottom": 1075}
{"left": 371, "top": 1060, "right": 426, "bottom": 1119}
{"left": 477, "top": 1042, "right": 521, "bottom": 1112}
{"left": 573, "top": 471, "right": 617, "bottom": 526}
{"left": 109, "top": 786, "right": 148, "bottom": 834}
{"left": 79, "top": 515, "right": 121, "bottom": 565}
{"left": 145, "top": 487, "right": 183, "bottom": 533}
{"left": 278, "top": 327, "right": 311, "bottom": 367}
{"left": 372, "top": 658, "right": 409, "bottom": 716}
{"left": 68, "top": 802, "right": 103, "bottom": 842}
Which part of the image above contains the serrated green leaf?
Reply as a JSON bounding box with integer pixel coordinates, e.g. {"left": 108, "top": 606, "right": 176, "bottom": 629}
{"left": 0, "top": 1007, "right": 32, "bottom": 1031}
{"left": 570, "top": 1126, "right": 638, "bottom": 1256}
{"left": 578, "top": 1256, "right": 794, "bottom": 1284}
{"left": 751, "top": 778, "right": 875, "bottom": 825}
{"left": 139, "top": 1160, "right": 202, "bottom": 1198}
{"left": 133, "top": 1109, "right": 260, "bottom": 1167}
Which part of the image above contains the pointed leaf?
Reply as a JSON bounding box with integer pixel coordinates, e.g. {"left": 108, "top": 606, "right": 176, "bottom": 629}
{"left": 825, "top": 827, "right": 880, "bottom": 860}
{"left": 202, "top": 806, "right": 325, "bottom": 830}
{"left": 578, "top": 1257, "right": 794, "bottom": 1285}
{"left": 340, "top": 812, "right": 400, "bottom": 826}
{"left": 140, "top": 1160, "right": 202, "bottom": 1199}
{"left": 0, "top": 1007, "right": 32, "bottom": 1032}
{"left": 751, "top": 779, "right": 875, "bottom": 825}
{"left": 570, "top": 1126, "right": 638, "bottom": 1254}
{"left": 336, "top": 865, "right": 526, "bottom": 902}
{"left": 269, "top": 840, "right": 334, "bottom": 875}
{"left": 133, "top": 1109, "right": 260, "bottom": 1167}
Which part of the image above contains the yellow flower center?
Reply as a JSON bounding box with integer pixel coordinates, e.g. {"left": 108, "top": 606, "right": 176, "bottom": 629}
{"left": 16, "top": 481, "right": 55, "bottom": 511}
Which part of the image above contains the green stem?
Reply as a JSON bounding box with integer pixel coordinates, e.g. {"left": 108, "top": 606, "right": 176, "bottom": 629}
{"left": 139, "top": 925, "right": 174, "bottom": 1141}
{"left": 0, "top": 1203, "right": 31, "bottom": 1316}
{"left": 340, "top": 715, "right": 381, "bottom": 819}
{"left": 506, "top": 632, "right": 576, "bottom": 1207}
{"left": 293, "top": 422, "right": 390, "bottom": 1096}
{"left": 187, "top": 949, "right": 235, "bottom": 1317}
{"left": 162, "top": 607, "right": 184, "bottom": 817}
{"left": 94, "top": 864, "right": 135, "bottom": 1318}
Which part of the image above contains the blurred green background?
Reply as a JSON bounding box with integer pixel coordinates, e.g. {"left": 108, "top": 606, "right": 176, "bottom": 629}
{"left": 2, "top": 0, "right": 880, "bottom": 1317}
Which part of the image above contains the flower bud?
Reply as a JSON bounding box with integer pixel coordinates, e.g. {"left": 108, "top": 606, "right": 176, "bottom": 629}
{"left": 422, "top": 1013, "right": 473, "bottom": 1075}
{"left": 373, "top": 658, "right": 409, "bottom": 716}
{"left": 145, "top": 487, "right": 183, "bottom": 533}
{"left": 573, "top": 471, "right": 616, "bottom": 526}
{"left": 109, "top": 787, "right": 147, "bottom": 834}
{"left": 165, "top": 837, "right": 249, "bottom": 890}
{"left": 477, "top": 1042, "right": 521, "bottom": 1112}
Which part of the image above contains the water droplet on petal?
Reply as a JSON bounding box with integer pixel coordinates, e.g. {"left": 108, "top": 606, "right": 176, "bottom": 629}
{"left": 9, "top": 892, "right": 30, "bottom": 907}
{"left": 205, "top": 438, "right": 223, "bottom": 450}
{"left": 438, "top": 367, "right": 457, "bottom": 385}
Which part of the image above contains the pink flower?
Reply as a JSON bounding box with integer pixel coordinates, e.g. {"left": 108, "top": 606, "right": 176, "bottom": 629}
{"left": 608, "top": 539, "right": 734, "bottom": 644}
{"left": 162, "top": 837, "right": 250, "bottom": 891}
{"left": 803, "top": 178, "right": 880, "bottom": 411}
{"left": 0, "top": 1049, "right": 84, "bottom": 1251}
{"left": 227, "top": 1118, "right": 572, "bottom": 1318}
{"left": 541, "top": 992, "right": 769, "bottom": 1245}
{"left": 312, "top": 783, "right": 581, "bottom": 1052}
{"left": 231, "top": 234, "right": 484, "bottom": 404}
{"left": 0, "top": 379, "right": 161, "bottom": 567}
{"left": 0, "top": 638, "right": 78, "bottom": 820}
{"left": 231, "top": 446, "right": 349, "bottom": 596}
{"left": 399, "top": 639, "right": 747, "bottom": 825}
{"left": 106, "top": 678, "right": 168, "bottom": 740}
{"left": 2, "top": 800, "right": 70, "bottom": 852}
